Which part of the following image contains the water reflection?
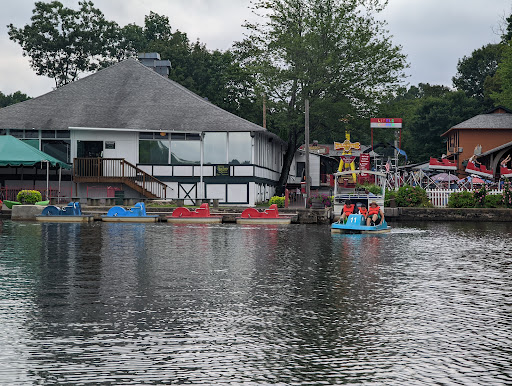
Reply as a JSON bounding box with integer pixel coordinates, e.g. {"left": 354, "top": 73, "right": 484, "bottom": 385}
{"left": 0, "top": 220, "right": 510, "bottom": 384}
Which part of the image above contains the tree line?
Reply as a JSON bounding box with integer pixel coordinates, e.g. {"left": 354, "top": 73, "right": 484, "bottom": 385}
{"left": 4, "top": 0, "right": 512, "bottom": 192}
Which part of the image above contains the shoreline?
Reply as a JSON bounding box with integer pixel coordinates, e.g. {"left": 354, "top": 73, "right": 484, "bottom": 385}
{"left": 1, "top": 206, "right": 511, "bottom": 223}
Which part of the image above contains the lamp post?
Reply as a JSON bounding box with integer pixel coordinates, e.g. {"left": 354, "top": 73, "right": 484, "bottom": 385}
{"left": 305, "top": 99, "right": 310, "bottom": 207}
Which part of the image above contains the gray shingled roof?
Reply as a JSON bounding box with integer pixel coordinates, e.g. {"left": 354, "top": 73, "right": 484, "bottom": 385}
{"left": 451, "top": 112, "right": 512, "bottom": 129}
{"left": 0, "top": 58, "right": 269, "bottom": 135}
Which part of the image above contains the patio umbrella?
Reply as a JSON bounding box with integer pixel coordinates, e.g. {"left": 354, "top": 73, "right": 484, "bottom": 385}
{"left": 432, "top": 172, "right": 458, "bottom": 182}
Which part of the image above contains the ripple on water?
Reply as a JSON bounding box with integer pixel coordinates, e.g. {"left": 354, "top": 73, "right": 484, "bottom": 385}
{"left": 0, "top": 220, "right": 510, "bottom": 384}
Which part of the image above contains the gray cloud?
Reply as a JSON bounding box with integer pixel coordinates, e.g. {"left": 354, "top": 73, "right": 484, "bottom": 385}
{"left": 0, "top": 0, "right": 510, "bottom": 97}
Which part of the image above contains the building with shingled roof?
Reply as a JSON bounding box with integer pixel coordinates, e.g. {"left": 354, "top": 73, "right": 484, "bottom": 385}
{"left": 441, "top": 106, "right": 512, "bottom": 177}
{"left": 0, "top": 56, "right": 286, "bottom": 205}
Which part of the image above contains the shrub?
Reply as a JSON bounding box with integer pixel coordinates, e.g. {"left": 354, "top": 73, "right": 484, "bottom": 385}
{"left": 503, "top": 179, "right": 512, "bottom": 208}
{"left": 448, "top": 191, "right": 475, "bottom": 208}
{"left": 384, "top": 189, "right": 396, "bottom": 207}
{"left": 394, "top": 185, "right": 431, "bottom": 207}
{"left": 473, "top": 185, "right": 487, "bottom": 208}
{"left": 484, "top": 194, "right": 504, "bottom": 208}
{"left": 307, "top": 192, "right": 332, "bottom": 208}
{"left": 356, "top": 182, "right": 382, "bottom": 195}
{"left": 269, "top": 196, "right": 285, "bottom": 208}
{"left": 17, "top": 190, "right": 42, "bottom": 204}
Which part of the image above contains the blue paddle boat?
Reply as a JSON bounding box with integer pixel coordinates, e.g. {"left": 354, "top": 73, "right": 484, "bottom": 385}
{"left": 101, "top": 202, "right": 159, "bottom": 222}
{"left": 36, "top": 202, "right": 94, "bottom": 222}
{"left": 331, "top": 170, "right": 390, "bottom": 234}
{"left": 331, "top": 214, "right": 390, "bottom": 234}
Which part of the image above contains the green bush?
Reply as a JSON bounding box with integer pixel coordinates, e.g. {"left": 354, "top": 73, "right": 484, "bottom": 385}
{"left": 503, "top": 179, "right": 512, "bottom": 208}
{"left": 269, "top": 196, "right": 285, "bottom": 208}
{"left": 448, "top": 191, "right": 475, "bottom": 208}
{"left": 394, "top": 185, "right": 431, "bottom": 207}
{"left": 484, "top": 194, "right": 504, "bottom": 208}
{"left": 473, "top": 185, "right": 487, "bottom": 208}
{"left": 17, "top": 190, "right": 42, "bottom": 204}
{"left": 356, "top": 182, "right": 382, "bottom": 195}
{"left": 306, "top": 193, "right": 332, "bottom": 208}
{"left": 384, "top": 189, "right": 396, "bottom": 207}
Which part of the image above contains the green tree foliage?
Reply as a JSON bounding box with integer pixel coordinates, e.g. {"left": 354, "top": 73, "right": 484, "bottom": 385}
{"left": 234, "top": 0, "right": 407, "bottom": 193}
{"left": 8, "top": 1, "right": 119, "bottom": 88}
{"left": 491, "top": 41, "right": 512, "bottom": 108}
{"left": 0, "top": 91, "right": 30, "bottom": 108}
{"left": 378, "top": 84, "right": 480, "bottom": 163}
{"left": 452, "top": 43, "right": 504, "bottom": 109}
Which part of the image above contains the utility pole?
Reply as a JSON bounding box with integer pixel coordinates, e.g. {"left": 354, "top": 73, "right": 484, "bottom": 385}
{"left": 305, "top": 99, "right": 310, "bottom": 205}
{"left": 262, "top": 94, "right": 266, "bottom": 129}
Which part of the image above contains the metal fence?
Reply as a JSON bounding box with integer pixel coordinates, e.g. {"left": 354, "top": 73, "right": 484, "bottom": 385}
{"left": 0, "top": 186, "right": 73, "bottom": 201}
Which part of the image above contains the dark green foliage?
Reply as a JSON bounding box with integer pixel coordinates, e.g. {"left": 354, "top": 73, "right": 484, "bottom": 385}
{"left": 394, "top": 185, "right": 431, "bottom": 207}
{"left": 0, "top": 91, "right": 30, "bottom": 108}
{"left": 378, "top": 85, "right": 481, "bottom": 163}
{"left": 473, "top": 185, "right": 487, "bottom": 208}
{"left": 8, "top": 1, "right": 120, "bottom": 88}
{"left": 448, "top": 191, "right": 475, "bottom": 208}
{"left": 452, "top": 43, "right": 504, "bottom": 109}
{"left": 502, "top": 180, "right": 512, "bottom": 208}
{"left": 484, "top": 194, "right": 504, "bottom": 208}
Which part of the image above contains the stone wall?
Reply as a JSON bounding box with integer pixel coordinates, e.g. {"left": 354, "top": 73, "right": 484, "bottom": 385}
{"left": 386, "top": 207, "right": 512, "bottom": 222}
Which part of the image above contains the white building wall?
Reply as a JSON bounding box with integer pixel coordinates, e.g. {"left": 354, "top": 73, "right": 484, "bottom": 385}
{"left": 71, "top": 130, "right": 138, "bottom": 164}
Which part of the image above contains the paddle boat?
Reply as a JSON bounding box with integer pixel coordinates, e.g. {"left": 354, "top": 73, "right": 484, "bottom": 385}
{"left": 101, "top": 202, "right": 159, "bottom": 222}
{"left": 3, "top": 200, "right": 21, "bottom": 209}
{"left": 36, "top": 202, "right": 94, "bottom": 222}
{"left": 167, "top": 203, "right": 222, "bottom": 224}
{"left": 236, "top": 204, "right": 292, "bottom": 225}
{"left": 331, "top": 170, "right": 390, "bottom": 234}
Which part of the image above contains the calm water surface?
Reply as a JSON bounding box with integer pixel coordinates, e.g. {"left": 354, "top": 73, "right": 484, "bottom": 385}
{"left": 0, "top": 219, "right": 511, "bottom": 385}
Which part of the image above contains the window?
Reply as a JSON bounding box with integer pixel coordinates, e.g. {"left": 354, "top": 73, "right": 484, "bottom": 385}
{"left": 139, "top": 140, "right": 169, "bottom": 164}
{"left": 170, "top": 134, "right": 200, "bottom": 165}
{"left": 56, "top": 130, "right": 70, "bottom": 139}
{"left": 42, "top": 130, "right": 56, "bottom": 138}
{"left": 228, "top": 132, "right": 251, "bottom": 165}
{"left": 204, "top": 132, "right": 227, "bottom": 164}
{"left": 42, "top": 140, "right": 71, "bottom": 162}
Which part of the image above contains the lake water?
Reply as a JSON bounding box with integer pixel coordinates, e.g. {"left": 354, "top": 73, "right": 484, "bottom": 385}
{"left": 0, "top": 219, "right": 511, "bottom": 385}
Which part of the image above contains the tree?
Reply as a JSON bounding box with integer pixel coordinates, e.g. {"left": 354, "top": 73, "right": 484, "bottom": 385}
{"left": 379, "top": 85, "right": 481, "bottom": 163}
{"left": 234, "top": 0, "right": 407, "bottom": 193}
{"left": 491, "top": 41, "right": 512, "bottom": 108}
{"left": 0, "top": 91, "right": 30, "bottom": 108}
{"left": 8, "top": 1, "right": 119, "bottom": 88}
{"left": 452, "top": 43, "right": 504, "bottom": 109}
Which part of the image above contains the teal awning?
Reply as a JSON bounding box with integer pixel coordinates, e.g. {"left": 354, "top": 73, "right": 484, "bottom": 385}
{"left": 0, "top": 135, "right": 71, "bottom": 169}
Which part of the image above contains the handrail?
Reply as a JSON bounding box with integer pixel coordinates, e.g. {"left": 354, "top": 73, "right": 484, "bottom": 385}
{"left": 73, "top": 158, "right": 167, "bottom": 199}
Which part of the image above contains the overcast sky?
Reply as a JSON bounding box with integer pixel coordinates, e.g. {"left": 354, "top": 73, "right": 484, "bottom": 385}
{"left": 1, "top": 0, "right": 511, "bottom": 97}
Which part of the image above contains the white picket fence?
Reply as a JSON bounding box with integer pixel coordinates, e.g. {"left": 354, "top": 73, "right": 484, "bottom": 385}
{"left": 426, "top": 189, "right": 503, "bottom": 208}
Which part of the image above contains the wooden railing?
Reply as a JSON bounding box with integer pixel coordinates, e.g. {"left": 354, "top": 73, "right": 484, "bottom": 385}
{"left": 73, "top": 158, "right": 167, "bottom": 199}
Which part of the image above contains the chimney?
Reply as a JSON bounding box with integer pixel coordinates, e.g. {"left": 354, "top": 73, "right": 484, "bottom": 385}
{"left": 138, "top": 53, "right": 171, "bottom": 77}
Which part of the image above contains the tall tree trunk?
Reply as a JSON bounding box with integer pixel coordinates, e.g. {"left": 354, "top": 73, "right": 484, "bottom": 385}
{"left": 275, "top": 127, "right": 300, "bottom": 196}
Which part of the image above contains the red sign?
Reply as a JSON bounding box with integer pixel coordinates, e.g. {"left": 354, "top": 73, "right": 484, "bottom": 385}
{"left": 359, "top": 154, "right": 370, "bottom": 170}
{"left": 370, "top": 118, "right": 402, "bottom": 128}
{"left": 340, "top": 155, "right": 356, "bottom": 164}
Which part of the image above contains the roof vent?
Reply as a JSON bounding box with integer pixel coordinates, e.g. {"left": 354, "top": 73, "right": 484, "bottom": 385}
{"left": 138, "top": 53, "right": 171, "bottom": 77}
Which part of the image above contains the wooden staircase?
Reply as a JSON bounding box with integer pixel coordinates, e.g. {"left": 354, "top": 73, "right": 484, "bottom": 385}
{"left": 73, "top": 158, "right": 168, "bottom": 199}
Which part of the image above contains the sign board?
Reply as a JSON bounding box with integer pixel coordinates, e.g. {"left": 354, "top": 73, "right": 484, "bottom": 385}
{"left": 370, "top": 118, "right": 402, "bottom": 128}
{"left": 105, "top": 141, "right": 115, "bottom": 149}
{"left": 216, "top": 164, "right": 230, "bottom": 176}
{"left": 334, "top": 139, "right": 360, "bottom": 152}
{"left": 359, "top": 153, "right": 370, "bottom": 176}
{"left": 340, "top": 155, "right": 356, "bottom": 164}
